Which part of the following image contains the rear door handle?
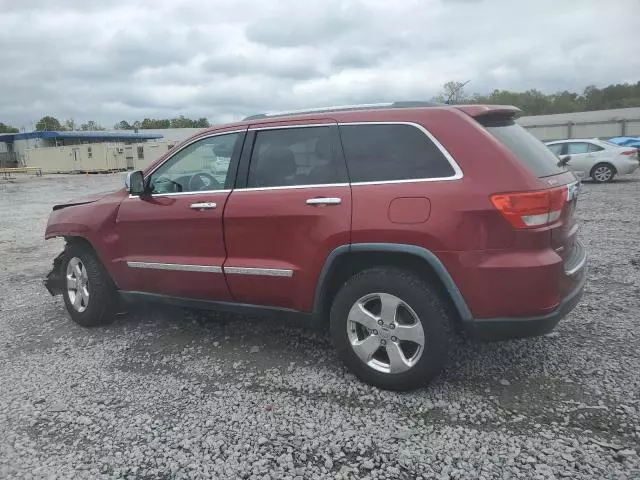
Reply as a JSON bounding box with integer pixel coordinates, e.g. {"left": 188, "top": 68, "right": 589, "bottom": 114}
{"left": 189, "top": 202, "right": 216, "bottom": 210}
{"left": 306, "top": 197, "right": 342, "bottom": 206}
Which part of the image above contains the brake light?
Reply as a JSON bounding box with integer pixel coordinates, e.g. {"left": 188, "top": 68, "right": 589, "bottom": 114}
{"left": 490, "top": 186, "right": 568, "bottom": 228}
{"left": 621, "top": 150, "right": 637, "bottom": 156}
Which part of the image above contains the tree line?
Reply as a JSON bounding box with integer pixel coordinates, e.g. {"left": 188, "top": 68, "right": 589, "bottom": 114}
{"left": 114, "top": 116, "right": 210, "bottom": 130}
{"left": 0, "top": 115, "right": 210, "bottom": 133}
{"left": 433, "top": 81, "right": 640, "bottom": 115}
{"left": 1, "top": 81, "right": 638, "bottom": 134}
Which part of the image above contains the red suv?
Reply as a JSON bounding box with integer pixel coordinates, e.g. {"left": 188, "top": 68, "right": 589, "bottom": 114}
{"left": 44, "top": 102, "right": 586, "bottom": 390}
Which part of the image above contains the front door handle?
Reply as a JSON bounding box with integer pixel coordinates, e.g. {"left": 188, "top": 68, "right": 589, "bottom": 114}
{"left": 306, "top": 197, "right": 342, "bottom": 206}
{"left": 189, "top": 202, "right": 217, "bottom": 210}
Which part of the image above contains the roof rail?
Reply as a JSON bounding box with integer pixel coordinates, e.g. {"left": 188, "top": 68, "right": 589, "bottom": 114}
{"left": 242, "top": 101, "right": 444, "bottom": 121}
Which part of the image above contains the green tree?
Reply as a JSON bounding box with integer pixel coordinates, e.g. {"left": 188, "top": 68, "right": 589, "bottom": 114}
{"left": 0, "top": 122, "right": 19, "bottom": 133}
{"left": 169, "top": 115, "right": 194, "bottom": 128}
{"left": 35, "top": 116, "right": 63, "bottom": 131}
{"left": 149, "top": 118, "right": 170, "bottom": 129}
{"left": 194, "top": 117, "right": 210, "bottom": 128}
{"left": 433, "top": 80, "right": 471, "bottom": 104}
{"left": 114, "top": 120, "right": 133, "bottom": 130}
{"left": 80, "top": 120, "right": 104, "bottom": 131}
{"left": 63, "top": 118, "right": 77, "bottom": 131}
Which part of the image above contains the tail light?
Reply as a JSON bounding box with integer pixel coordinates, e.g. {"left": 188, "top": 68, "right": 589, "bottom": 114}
{"left": 490, "top": 185, "right": 568, "bottom": 228}
{"left": 621, "top": 150, "right": 637, "bottom": 156}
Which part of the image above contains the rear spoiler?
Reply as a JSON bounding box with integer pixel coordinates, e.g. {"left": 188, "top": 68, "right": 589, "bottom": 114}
{"left": 455, "top": 105, "right": 522, "bottom": 119}
{"left": 454, "top": 105, "right": 522, "bottom": 126}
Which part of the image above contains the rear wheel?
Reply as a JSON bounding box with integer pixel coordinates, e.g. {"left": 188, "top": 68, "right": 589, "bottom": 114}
{"left": 329, "top": 267, "right": 453, "bottom": 391}
{"left": 61, "top": 243, "right": 116, "bottom": 327}
{"left": 591, "top": 163, "right": 615, "bottom": 183}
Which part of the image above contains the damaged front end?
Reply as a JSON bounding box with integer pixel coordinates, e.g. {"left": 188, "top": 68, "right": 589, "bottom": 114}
{"left": 44, "top": 251, "right": 65, "bottom": 296}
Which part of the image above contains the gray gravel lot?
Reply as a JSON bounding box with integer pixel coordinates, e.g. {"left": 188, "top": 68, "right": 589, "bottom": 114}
{"left": 1, "top": 172, "right": 639, "bottom": 479}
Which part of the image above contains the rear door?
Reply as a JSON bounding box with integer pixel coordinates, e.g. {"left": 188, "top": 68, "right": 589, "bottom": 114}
{"left": 222, "top": 121, "right": 351, "bottom": 311}
{"left": 565, "top": 142, "right": 595, "bottom": 176}
{"left": 114, "top": 129, "right": 245, "bottom": 300}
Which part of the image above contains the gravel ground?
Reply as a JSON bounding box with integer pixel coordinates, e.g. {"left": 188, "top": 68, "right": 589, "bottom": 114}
{"left": 0, "top": 172, "right": 639, "bottom": 479}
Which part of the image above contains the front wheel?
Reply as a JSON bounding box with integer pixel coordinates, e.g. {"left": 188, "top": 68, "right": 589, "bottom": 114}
{"left": 591, "top": 163, "right": 615, "bottom": 183}
{"left": 61, "top": 243, "right": 116, "bottom": 327}
{"left": 329, "top": 267, "right": 453, "bottom": 391}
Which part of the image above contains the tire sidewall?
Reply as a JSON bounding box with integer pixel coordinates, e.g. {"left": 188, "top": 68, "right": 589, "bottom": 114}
{"left": 61, "top": 244, "right": 114, "bottom": 327}
{"left": 330, "top": 268, "right": 450, "bottom": 390}
{"left": 591, "top": 163, "right": 615, "bottom": 183}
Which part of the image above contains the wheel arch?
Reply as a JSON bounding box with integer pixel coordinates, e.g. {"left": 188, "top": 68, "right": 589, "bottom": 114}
{"left": 590, "top": 161, "right": 617, "bottom": 177}
{"left": 61, "top": 235, "right": 120, "bottom": 289}
{"left": 313, "top": 243, "right": 473, "bottom": 326}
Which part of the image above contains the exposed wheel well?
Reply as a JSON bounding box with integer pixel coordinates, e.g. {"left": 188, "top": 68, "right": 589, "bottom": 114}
{"left": 64, "top": 235, "right": 94, "bottom": 251}
{"left": 317, "top": 251, "right": 464, "bottom": 331}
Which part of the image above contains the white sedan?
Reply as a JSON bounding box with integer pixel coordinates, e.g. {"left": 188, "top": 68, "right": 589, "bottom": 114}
{"left": 545, "top": 138, "right": 639, "bottom": 183}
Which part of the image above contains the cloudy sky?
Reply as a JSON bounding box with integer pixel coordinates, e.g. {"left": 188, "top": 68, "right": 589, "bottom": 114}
{"left": 1, "top": 0, "right": 638, "bottom": 129}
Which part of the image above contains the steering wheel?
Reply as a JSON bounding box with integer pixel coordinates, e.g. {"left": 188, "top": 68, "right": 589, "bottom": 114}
{"left": 188, "top": 171, "right": 221, "bottom": 191}
{"left": 153, "top": 175, "right": 183, "bottom": 193}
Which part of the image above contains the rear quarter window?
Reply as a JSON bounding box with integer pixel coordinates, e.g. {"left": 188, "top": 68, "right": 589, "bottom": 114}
{"left": 483, "top": 120, "right": 566, "bottom": 177}
{"left": 339, "top": 123, "right": 456, "bottom": 183}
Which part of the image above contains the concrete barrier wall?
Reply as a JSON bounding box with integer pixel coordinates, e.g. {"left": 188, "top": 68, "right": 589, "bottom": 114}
{"left": 518, "top": 107, "right": 640, "bottom": 141}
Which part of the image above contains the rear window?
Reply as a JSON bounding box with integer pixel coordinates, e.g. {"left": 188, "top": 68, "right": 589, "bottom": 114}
{"left": 484, "top": 121, "right": 566, "bottom": 177}
{"left": 339, "top": 124, "right": 456, "bottom": 183}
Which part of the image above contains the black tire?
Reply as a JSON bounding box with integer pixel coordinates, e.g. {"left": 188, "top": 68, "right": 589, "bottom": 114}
{"left": 61, "top": 242, "right": 117, "bottom": 327}
{"left": 590, "top": 163, "right": 616, "bottom": 183}
{"left": 329, "top": 267, "right": 453, "bottom": 391}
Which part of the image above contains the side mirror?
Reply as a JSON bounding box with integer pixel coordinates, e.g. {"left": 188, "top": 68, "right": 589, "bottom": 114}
{"left": 126, "top": 170, "right": 146, "bottom": 195}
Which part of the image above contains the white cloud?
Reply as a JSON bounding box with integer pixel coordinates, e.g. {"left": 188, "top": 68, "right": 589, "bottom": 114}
{"left": 0, "top": 0, "right": 638, "bottom": 129}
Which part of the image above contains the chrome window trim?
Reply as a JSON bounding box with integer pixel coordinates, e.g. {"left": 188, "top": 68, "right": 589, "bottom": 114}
{"left": 248, "top": 123, "right": 334, "bottom": 132}
{"left": 234, "top": 183, "right": 349, "bottom": 193}
{"left": 128, "top": 189, "right": 231, "bottom": 199}
{"left": 337, "top": 121, "right": 463, "bottom": 182}
{"left": 127, "top": 261, "right": 223, "bottom": 273}
{"left": 224, "top": 266, "right": 294, "bottom": 277}
{"left": 233, "top": 121, "right": 463, "bottom": 192}
{"left": 143, "top": 128, "right": 247, "bottom": 181}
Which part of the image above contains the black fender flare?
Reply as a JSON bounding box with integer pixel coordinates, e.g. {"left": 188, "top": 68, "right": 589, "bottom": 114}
{"left": 313, "top": 243, "right": 473, "bottom": 323}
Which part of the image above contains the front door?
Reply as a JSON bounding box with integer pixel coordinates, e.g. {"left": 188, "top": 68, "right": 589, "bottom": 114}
{"left": 115, "top": 129, "right": 245, "bottom": 300}
{"left": 223, "top": 122, "right": 351, "bottom": 311}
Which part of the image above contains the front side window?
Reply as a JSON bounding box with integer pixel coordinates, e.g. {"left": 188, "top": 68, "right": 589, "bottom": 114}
{"left": 547, "top": 143, "right": 563, "bottom": 156}
{"left": 339, "top": 124, "right": 455, "bottom": 183}
{"left": 247, "top": 126, "right": 345, "bottom": 188}
{"left": 149, "top": 133, "right": 239, "bottom": 194}
{"left": 566, "top": 142, "right": 590, "bottom": 155}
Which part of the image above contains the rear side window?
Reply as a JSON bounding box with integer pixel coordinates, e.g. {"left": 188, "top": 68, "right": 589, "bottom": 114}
{"left": 484, "top": 121, "right": 566, "bottom": 177}
{"left": 339, "top": 124, "right": 456, "bottom": 183}
{"left": 247, "top": 126, "right": 346, "bottom": 188}
{"left": 588, "top": 143, "right": 604, "bottom": 152}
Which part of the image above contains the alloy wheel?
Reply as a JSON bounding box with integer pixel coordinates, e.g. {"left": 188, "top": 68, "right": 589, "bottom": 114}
{"left": 346, "top": 293, "right": 425, "bottom": 374}
{"left": 593, "top": 165, "right": 613, "bottom": 182}
{"left": 66, "top": 257, "right": 90, "bottom": 313}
